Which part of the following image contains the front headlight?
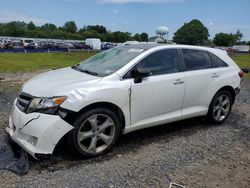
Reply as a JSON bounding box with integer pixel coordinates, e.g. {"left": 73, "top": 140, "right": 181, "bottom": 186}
{"left": 26, "top": 96, "right": 67, "bottom": 114}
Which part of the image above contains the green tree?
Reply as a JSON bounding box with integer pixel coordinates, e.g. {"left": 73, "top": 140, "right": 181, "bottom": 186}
{"left": 134, "top": 33, "right": 141, "bottom": 41}
{"left": 140, "top": 32, "right": 148, "bottom": 42}
{"left": 106, "top": 31, "right": 133, "bottom": 43}
{"left": 0, "top": 23, "right": 7, "bottom": 35}
{"left": 63, "top": 21, "right": 77, "bottom": 33}
{"left": 41, "top": 23, "right": 57, "bottom": 32}
{"left": 27, "top": 22, "right": 36, "bottom": 30}
{"left": 203, "top": 39, "right": 214, "bottom": 47}
{"left": 80, "top": 30, "right": 102, "bottom": 40}
{"left": 213, "top": 33, "right": 236, "bottom": 46}
{"left": 85, "top": 25, "right": 107, "bottom": 34}
{"left": 173, "top": 19, "right": 209, "bottom": 45}
{"left": 0, "top": 21, "right": 144, "bottom": 42}
{"left": 5, "top": 21, "right": 26, "bottom": 37}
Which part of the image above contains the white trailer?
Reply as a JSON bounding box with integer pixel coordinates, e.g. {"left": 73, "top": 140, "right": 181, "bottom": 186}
{"left": 232, "top": 45, "right": 249, "bottom": 52}
{"left": 85, "top": 38, "right": 101, "bottom": 50}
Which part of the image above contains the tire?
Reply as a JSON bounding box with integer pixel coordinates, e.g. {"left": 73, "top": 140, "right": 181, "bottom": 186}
{"left": 68, "top": 108, "right": 121, "bottom": 158}
{"left": 207, "top": 90, "right": 233, "bottom": 124}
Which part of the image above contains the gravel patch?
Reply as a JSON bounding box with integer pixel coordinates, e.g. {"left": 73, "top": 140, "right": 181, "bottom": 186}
{"left": 0, "top": 74, "right": 249, "bottom": 188}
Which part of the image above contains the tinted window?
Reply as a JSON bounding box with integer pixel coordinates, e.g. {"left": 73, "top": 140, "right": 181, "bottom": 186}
{"left": 209, "top": 53, "right": 228, "bottom": 67}
{"left": 134, "top": 49, "right": 179, "bottom": 76}
{"left": 182, "top": 49, "right": 212, "bottom": 71}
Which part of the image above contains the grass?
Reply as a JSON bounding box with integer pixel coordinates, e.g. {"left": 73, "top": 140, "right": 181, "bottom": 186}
{"left": 0, "top": 52, "right": 96, "bottom": 73}
{"left": 231, "top": 53, "right": 250, "bottom": 78}
{"left": 0, "top": 52, "right": 249, "bottom": 77}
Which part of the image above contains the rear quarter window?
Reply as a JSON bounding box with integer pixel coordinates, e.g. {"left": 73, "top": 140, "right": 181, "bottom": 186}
{"left": 209, "top": 52, "right": 228, "bottom": 67}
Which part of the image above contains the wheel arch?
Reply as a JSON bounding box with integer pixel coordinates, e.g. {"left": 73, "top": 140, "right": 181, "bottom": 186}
{"left": 210, "top": 85, "right": 236, "bottom": 107}
{"left": 62, "top": 102, "right": 126, "bottom": 132}
{"left": 216, "top": 85, "right": 236, "bottom": 104}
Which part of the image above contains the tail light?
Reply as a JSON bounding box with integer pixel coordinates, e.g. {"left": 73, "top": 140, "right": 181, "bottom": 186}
{"left": 238, "top": 70, "right": 244, "bottom": 78}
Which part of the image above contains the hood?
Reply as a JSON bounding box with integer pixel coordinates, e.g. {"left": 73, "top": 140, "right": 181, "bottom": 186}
{"left": 22, "top": 67, "right": 102, "bottom": 97}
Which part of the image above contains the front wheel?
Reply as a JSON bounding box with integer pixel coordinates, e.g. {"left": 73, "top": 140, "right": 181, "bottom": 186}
{"left": 68, "top": 108, "right": 121, "bottom": 158}
{"left": 207, "top": 90, "right": 233, "bottom": 124}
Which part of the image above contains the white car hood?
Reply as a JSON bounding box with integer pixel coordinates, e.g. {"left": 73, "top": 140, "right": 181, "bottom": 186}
{"left": 22, "top": 67, "right": 102, "bottom": 97}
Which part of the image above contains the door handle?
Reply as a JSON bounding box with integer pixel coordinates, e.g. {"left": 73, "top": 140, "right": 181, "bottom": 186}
{"left": 211, "top": 73, "right": 220, "bottom": 78}
{"left": 173, "top": 79, "right": 184, "bottom": 85}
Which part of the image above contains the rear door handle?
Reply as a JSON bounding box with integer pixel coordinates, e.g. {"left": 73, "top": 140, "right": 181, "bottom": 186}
{"left": 173, "top": 79, "right": 184, "bottom": 85}
{"left": 211, "top": 73, "right": 220, "bottom": 78}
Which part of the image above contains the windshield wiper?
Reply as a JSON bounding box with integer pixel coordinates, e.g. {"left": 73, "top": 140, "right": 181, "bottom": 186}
{"left": 71, "top": 65, "right": 99, "bottom": 76}
{"left": 71, "top": 65, "right": 79, "bottom": 70}
{"left": 79, "top": 69, "right": 99, "bottom": 76}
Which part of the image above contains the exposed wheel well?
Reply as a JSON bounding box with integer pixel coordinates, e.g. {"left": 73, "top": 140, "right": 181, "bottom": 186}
{"left": 215, "top": 86, "right": 236, "bottom": 104}
{"left": 63, "top": 102, "right": 126, "bottom": 132}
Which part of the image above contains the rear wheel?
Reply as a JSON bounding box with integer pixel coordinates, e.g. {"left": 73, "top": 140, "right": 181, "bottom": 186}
{"left": 208, "top": 90, "right": 232, "bottom": 124}
{"left": 68, "top": 108, "right": 121, "bottom": 158}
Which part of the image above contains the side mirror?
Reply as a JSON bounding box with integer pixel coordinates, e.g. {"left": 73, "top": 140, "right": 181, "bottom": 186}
{"left": 131, "top": 67, "right": 152, "bottom": 83}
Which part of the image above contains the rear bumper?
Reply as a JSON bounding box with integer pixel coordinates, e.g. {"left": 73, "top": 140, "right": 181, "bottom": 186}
{"left": 6, "top": 101, "right": 74, "bottom": 159}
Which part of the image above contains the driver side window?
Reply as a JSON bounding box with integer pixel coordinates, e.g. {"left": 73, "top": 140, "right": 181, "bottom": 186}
{"left": 123, "top": 49, "right": 180, "bottom": 79}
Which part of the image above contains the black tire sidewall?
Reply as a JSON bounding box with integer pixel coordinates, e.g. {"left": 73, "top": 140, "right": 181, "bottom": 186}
{"left": 208, "top": 90, "right": 233, "bottom": 124}
{"left": 68, "top": 108, "right": 121, "bottom": 158}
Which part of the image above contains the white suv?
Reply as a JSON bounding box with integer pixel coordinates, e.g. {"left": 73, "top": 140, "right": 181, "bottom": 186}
{"left": 6, "top": 44, "right": 243, "bottom": 159}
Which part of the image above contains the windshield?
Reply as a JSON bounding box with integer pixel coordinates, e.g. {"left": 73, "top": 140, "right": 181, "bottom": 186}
{"left": 77, "top": 47, "right": 145, "bottom": 77}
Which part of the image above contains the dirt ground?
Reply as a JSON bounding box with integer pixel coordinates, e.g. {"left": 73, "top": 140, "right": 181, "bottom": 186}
{"left": 0, "top": 72, "right": 249, "bottom": 188}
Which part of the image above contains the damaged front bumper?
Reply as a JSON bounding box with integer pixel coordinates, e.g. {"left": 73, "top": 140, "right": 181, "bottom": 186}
{"left": 6, "top": 101, "right": 74, "bottom": 159}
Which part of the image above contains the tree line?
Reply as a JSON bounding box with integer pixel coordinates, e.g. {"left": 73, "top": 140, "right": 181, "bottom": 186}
{"left": 173, "top": 19, "right": 249, "bottom": 46}
{"left": 0, "top": 21, "right": 148, "bottom": 43}
{"left": 0, "top": 20, "right": 249, "bottom": 46}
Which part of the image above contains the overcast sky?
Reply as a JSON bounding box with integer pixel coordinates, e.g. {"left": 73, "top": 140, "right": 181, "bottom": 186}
{"left": 0, "top": 0, "right": 250, "bottom": 40}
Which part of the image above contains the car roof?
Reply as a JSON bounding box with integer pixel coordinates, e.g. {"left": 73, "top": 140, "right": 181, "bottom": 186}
{"left": 123, "top": 44, "right": 227, "bottom": 57}
{"left": 124, "top": 43, "right": 218, "bottom": 51}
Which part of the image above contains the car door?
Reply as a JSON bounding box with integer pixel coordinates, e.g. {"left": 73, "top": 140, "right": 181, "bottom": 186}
{"left": 128, "top": 48, "right": 186, "bottom": 129}
{"left": 181, "top": 49, "right": 219, "bottom": 118}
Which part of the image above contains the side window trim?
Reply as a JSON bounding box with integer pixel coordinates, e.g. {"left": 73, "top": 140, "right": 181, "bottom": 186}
{"left": 121, "top": 48, "right": 182, "bottom": 80}
{"left": 177, "top": 48, "right": 185, "bottom": 72}
{"left": 205, "top": 51, "right": 216, "bottom": 68}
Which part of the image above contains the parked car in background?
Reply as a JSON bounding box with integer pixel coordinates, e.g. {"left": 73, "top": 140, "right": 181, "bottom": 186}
{"left": 6, "top": 44, "right": 242, "bottom": 159}
{"left": 12, "top": 41, "right": 24, "bottom": 49}
{"left": 101, "top": 42, "right": 117, "bottom": 50}
{"left": 3, "top": 41, "right": 13, "bottom": 49}
{"left": 0, "top": 40, "right": 4, "bottom": 49}
{"left": 55, "top": 42, "right": 68, "bottom": 49}
{"left": 38, "top": 41, "right": 57, "bottom": 49}
{"left": 23, "top": 39, "right": 35, "bottom": 47}
{"left": 38, "top": 42, "right": 48, "bottom": 49}
{"left": 72, "top": 42, "right": 91, "bottom": 49}
{"left": 64, "top": 42, "right": 74, "bottom": 49}
{"left": 25, "top": 42, "right": 37, "bottom": 49}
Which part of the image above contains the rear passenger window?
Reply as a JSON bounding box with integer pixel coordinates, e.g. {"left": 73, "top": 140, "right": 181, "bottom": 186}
{"left": 209, "top": 53, "right": 228, "bottom": 67}
{"left": 182, "top": 49, "right": 212, "bottom": 71}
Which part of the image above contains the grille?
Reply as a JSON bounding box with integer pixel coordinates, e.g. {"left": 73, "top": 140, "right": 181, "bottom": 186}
{"left": 16, "top": 92, "right": 33, "bottom": 112}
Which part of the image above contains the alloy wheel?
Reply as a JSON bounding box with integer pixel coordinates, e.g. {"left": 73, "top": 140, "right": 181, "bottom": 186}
{"left": 77, "top": 114, "right": 116, "bottom": 154}
{"left": 213, "top": 94, "right": 231, "bottom": 121}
